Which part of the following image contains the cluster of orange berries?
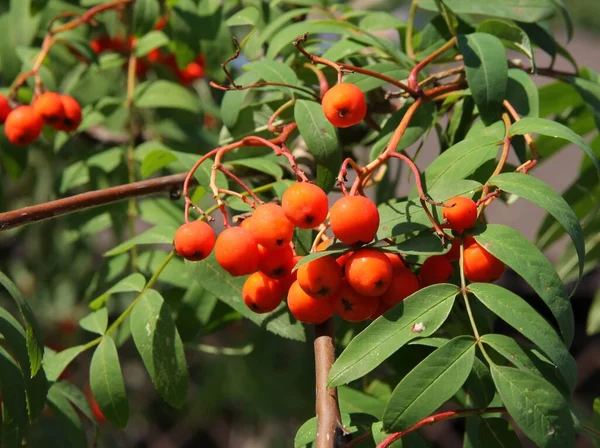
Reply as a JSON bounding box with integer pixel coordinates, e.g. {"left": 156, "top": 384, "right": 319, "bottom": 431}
{"left": 173, "top": 184, "right": 505, "bottom": 325}
{"left": 0, "top": 92, "right": 82, "bottom": 146}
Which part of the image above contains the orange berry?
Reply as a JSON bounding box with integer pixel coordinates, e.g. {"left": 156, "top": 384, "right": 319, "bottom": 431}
{"left": 420, "top": 255, "right": 454, "bottom": 287}
{"left": 56, "top": 95, "right": 82, "bottom": 132}
{"left": 384, "top": 252, "right": 405, "bottom": 270}
{"left": 322, "top": 83, "right": 367, "bottom": 128}
{"left": 443, "top": 196, "right": 478, "bottom": 233}
{"left": 282, "top": 182, "right": 329, "bottom": 229}
{"left": 282, "top": 255, "right": 303, "bottom": 291}
{"left": 215, "top": 227, "right": 259, "bottom": 276}
{"left": 173, "top": 220, "right": 216, "bottom": 261}
{"left": 463, "top": 241, "right": 505, "bottom": 283}
{"left": 242, "top": 272, "right": 285, "bottom": 313}
{"left": 370, "top": 300, "right": 392, "bottom": 320}
{"left": 345, "top": 249, "right": 393, "bottom": 296}
{"left": 287, "top": 281, "right": 334, "bottom": 324}
{"left": 297, "top": 255, "right": 343, "bottom": 299}
{"left": 257, "top": 244, "right": 294, "bottom": 279}
{"left": 381, "top": 267, "right": 420, "bottom": 306}
{"left": 316, "top": 238, "right": 332, "bottom": 251}
{"left": 248, "top": 203, "right": 294, "bottom": 250}
{"left": 445, "top": 236, "right": 476, "bottom": 261}
{"left": 332, "top": 283, "right": 380, "bottom": 322}
{"left": 4, "top": 106, "right": 43, "bottom": 146}
{"left": 329, "top": 196, "right": 379, "bottom": 245}
{"left": 146, "top": 48, "right": 162, "bottom": 63}
{"left": 33, "top": 92, "right": 65, "bottom": 127}
{"left": 239, "top": 217, "right": 253, "bottom": 230}
{"left": 178, "top": 61, "right": 205, "bottom": 85}
{"left": 336, "top": 251, "right": 353, "bottom": 274}
{"left": 0, "top": 94, "right": 12, "bottom": 124}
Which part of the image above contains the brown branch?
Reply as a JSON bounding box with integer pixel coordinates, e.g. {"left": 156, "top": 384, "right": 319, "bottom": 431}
{"left": 0, "top": 173, "right": 194, "bottom": 231}
{"left": 314, "top": 319, "right": 344, "bottom": 448}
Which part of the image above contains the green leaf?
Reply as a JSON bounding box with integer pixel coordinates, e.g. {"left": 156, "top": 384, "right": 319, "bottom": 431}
{"left": 418, "top": 0, "right": 556, "bottom": 22}
{"left": 47, "top": 384, "right": 87, "bottom": 448}
{"left": 226, "top": 6, "right": 259, "bottom": 26}
{"left": 79, "top": 308, "right": 108, "bottom": 335}
{"left": 474, "top": 224, "right": 574, "bottom": 347}
{"left": 104, "top": 225, "right": 176, "bottom": 257}
{"left": 294, "top": 99, "right": 341, "bottom": 192}
{"left": 370, "top": 102, "right": 435, "bottom": 160}
{"left": 477, "top": 418, "right": 521, "bottom": 448}
{"left": 338, "top": 387, "right": 386, "bottom": 419}
{"left": 44, "top": 345, "right": 88, "bottom": 382}
{"left": 51, "top": 381, "right": 95, "bottom": 424}
{"left": 130, "top": 289, "right": 188, "bottom": 408}
{"left": 539, "top": 82, "right": 583, "bottom": 117}
{"left": 90, "top": 336, "right": 129, "bottom": 428}
{"left": 186, "top": 254, "right": 306, "bottom": 341}
{"left": 0, "top": 270, "right": 44, "bottom": 377}
{"left": 383, "top": 232, "right": 445, "bottom": 255}
{"left": 491, "top": 365, "right": 575, "bottom": 447}
{"left": 383, "top": 336, "right": 476, "bottom": 431}
{"left": 134, "top": 30, "right": 169, "bottom": 57}
{"left": 344, "top": 63, "right": 409, "bottom": 93}
{"left": 140, "top": 149, "right": 178, "bottom": 178}
{"left": 489, "top": 173, "right": 584, "bottom": 286}
{"left": 505, "top": 69, "right": 539, "bottom": 118}
{"left": 133, "top": 0, "right": 160, "bottom": 35}
{"left": 463, "top": 357, "right": 496, "bottom": 408}
{"left": 567, "top": 75, "right": 600, "bottom": 130}
{"left": 0, "top": 347, "right": 28, "bottom": 447}
{"left": 244, "top": 60, "right": 299, "bottom": 95}
{"left": 509, "top": 117, "right": 600, "bottom": 178}
{"left": 457, "top": 33, "right": 507, "bottom": 125}
{"left": 476, "top": 20, "right": 534, "bottom": 67}
{"left": 135, "top": 80, "right": 201, "bottom": 113}
{"left": 90, "top": 273, "right": 146, "bottom": 309}
{"left": 328, "top": 284, "right": 459, "bottom": 387}
{"left": 587, "top": 288, "right": 600, "bottom": 336}
{"left": 227, "top": 157, "right": 283, "bottom": 179}
{"left": 469, "top": 283, "right": 577, "bottom": 392}
{"left": 421, "top": 135, "right": 501, "bottom": 193}
{"left": 220, "top": 71, "right": 261, "bottom": 128}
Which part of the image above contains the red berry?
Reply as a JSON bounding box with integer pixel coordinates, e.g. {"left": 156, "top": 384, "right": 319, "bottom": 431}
{"left": 257, "top": 244, "right": 294, "bottom": 279}
{"left": 287, "top": 281, "right": 334, "bottom": 324}
{"left": 443, "top": 196, "right": 478, "bottom": 233}
{"left": 282, "top": 182, "right": 329, "bottom": 229}
{"left": 332, "top": 283, "right": 380, "bottom": 322}
{"left": 297, "top": 255, "right": 343, "bottom": 299}
{"left": 4, "top": 106, "right": 43, "bottom": 145}
{"left": 56, "top": 95, "right": 82, "bottom": 132}
{"left": 345, "top": 249, "right": 393, "bottom": 296}
{"left": 248, "top": 203, "right": 294, "bottom": 250}
{"left": 329, "top": 196, "right": 379, "bottom": 245}
{"left": 381, "top": 268, "right": 420, "bottom": 306}
{"left": 322, "top": 83, "right": 367, "bottom": 128}
{"left": 215, "top": 227, "right": 259, "bottom": 276}
{"left": 174, "top": 220, "right": 216, "bottom": 261}
{"left": 243, "top": 272, "right": 285, "bottom": 313}
{"left": 420, "top": 255, "right": 454, "bottom": 287}
{"left": 463, "top": 241, "right": 505, "bottom": 283}
{"left": 0, "top": 94, "right": 12, "bottom": 124}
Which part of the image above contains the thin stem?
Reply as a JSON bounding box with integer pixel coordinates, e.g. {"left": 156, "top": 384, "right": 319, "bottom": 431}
{"left": 267, "top": 99, "right": 296, "bottom": 133}
{"left": 303, "top": 63, "right": 329, "bottom": 98}
{"left": 376, "top": 407, "right": 506, "bottom": 447}
{"left": 408, "top": 37, "right": 457, "bottom": 93}
{"left": 406, "top": 0, "right": 418, "bottom": 60}
{"left": 126, "top": 53, "right": 138, "bottom": 272}
{"left": 503, "top": 99, "right": 540, "bottom": 160}
{"left": 218, "top": 166, "right": 264, "bottom": 204}
{"left": 210, "top": 80, "right": 319, "bottom": 101}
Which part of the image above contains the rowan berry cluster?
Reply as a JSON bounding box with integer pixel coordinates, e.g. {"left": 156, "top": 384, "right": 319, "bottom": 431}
{"left": 0, "top": 92, "right": 82, "bottom": 146}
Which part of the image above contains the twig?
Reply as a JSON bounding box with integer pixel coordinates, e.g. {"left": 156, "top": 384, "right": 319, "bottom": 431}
{"left": 0, "top": 174, "right": 195, "bottom": 231}
{"left": 405, "top": 0, "right": 418, "bottom": 60}
{"left": 408, "top": 37, "right": 457, "bottom": 94}
{"left": 125, "top": 52, "right": 139, "bottom": 272}
{"left": 314, "top": 319, "right": 344, "bottom": 448}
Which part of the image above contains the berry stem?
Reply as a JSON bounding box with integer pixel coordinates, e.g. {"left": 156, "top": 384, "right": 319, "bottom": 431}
{"left": 407, "top": 36, "right": 457, "bottom": 94}
{"left": 375, "top": 407, "right": 506, "bottom": 447}
{"left": 267, "top": 99, "right": 296, "bottom": 133}
{"left": 303, "top": 63, "right": 330, "bottom": 98}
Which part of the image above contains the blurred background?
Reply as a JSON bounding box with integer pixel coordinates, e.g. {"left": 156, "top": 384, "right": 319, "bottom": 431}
{"left": 1, "top": 0, "right": 599, "bottom": 447}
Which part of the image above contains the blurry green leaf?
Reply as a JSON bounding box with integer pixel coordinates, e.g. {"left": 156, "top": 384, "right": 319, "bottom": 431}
{"left": 244, "top": 60, "right": 303, "bottom": 97}
{"left": 384, "top": 336, "right": 475, "bottom": 431}
{"left": 0, "top": 271, "right": 44, "bottom": 377}
{"left": 470, "top": 283, "right": 576, "bottom": 392}
{"left": 478, "top": 418, "right": 521, "bottom": 448}
{"left": 538, "top": 82, "right": 582, "bottom": 117}
{"left": 457, "top": 33, "right": 507, "bottom": 125}
{"left": 57, "top": 31, "right": 98, "bottom": 64}
{"left": 320, "top": 38, "right": 368, "bottom": 62}
{"left": 140, "top": 149, "right": 178, "bottom": 178}
{"left": 90, "top": 336, "right": 129, "bottom": 427}
{"left": 359, "top": 11, "right": 405, "bottom": 31}
{"left": 294, "top": 414, "right": 353, "bottom": 448}
{"left": 186, "top": 254, "right": 306, "bottom": 341}
{"left": 134, "top": 31, "right": 169, "bottom": 57}
{"left": 491, "top": 365, "right": 575, "bottom": 447}
{"left": 476, "top": 20, "right": 534, "bottom": 67}
{"left": 587, "top": 288, "right": 600, "bottom": 336}
{"left": 90, "top": 273, "right": 146, "bottom": 309}
{"left": 370, "top": 102, "right": 435, "bottom": 160}
{"left": 257, "top": 8, "right": 311, "bottom": 47}
{"left": 294, "top": 99, "right": 341, "bottom": 192}
{"left": 51, "top": 381, "right": 95, "bottom": 424}
{"left": 338, "top": 387, "right": 386, "bottom": 419}
{"left": 418, "top": 0, "right": 556, "bottom": 22}
{"left": 44, "top": 345, "right": 88, "bottom": 382}
{"left": 0, "top": 346, "right": 28, "bottom": 447}
{"left": 135, "top": 80, "right": 201, "bottom": 113}
{"left": 344, "top": 63, "right": 409, "bottom": 93}
{"left": 384, "top": 232, "right": 445, "bottom": 255}
{"left": 474, "top": 225, "right": 574, "bottom": 346}
{"left": 47, "top": 384, "right": 87, "bottom": 448}
{"left": 104, "top": 225, "right": 176, "bottom": 257}
{"left": 226, "top": 6, "right": 259, "bottom": 26}
{"left": 133, "top": 0, "right": 160, "bottom": 35}
{"left": 328, "top": 285, "right": 459, "bottom": 387}
{"left": 519, "top": 23, "right": 577, "bottom": 70}
{"left": 131, "top": 290, "right": 188, "bottom": 408}
{"left": 489, "top": 173, "right": 584, "bottom": 286}
{"left": 79, "top": 308, "right": 108, "bottom": 335}
{"left": 221, "top": 71, "right": 261, "bottom": 128}
{"left": 567, "top": 76, "right": 600, "bottom": 130}
{"left": 227, "top": 157, "right": 284, "bottom": 178}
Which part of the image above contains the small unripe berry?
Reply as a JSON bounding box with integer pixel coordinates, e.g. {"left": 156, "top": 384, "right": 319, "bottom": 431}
{"left": 297, "top": 255, "right": 343, "bottom": 299}
{"left": 332, "top": 283, "right": 380, "bottom": 322}
{"left": 463, "top": 241, "right": 505, "bottom": 283}
{"left": 215, "top": 227, "right": 259, "bottom": 276}
{"left": 322, "top": 83, "right": 367, "bottom": 128}
{"left": 420, "top": 255, "right": 454, "bottom": 286}
{"left": 173, "top": 220, "right": 216, "bottom": 261}
{"left": 443, "top": 196, "right": 478, "bottom": 233}
{"left": 345, "top": 249, "right": 393, "bottom": 296}
{"left": 242, "top": 272, "right": 285, "bottom": 313}
{"left": 287, "top": 281, "right": 334, "bottom": 324}
{"left": 248, "top": 203, "right": 294, "bottom": 250}
{"left": 381, "top": 267, "right": 420, "bottom": 306}
{"left": 33, "top": 92, "right": 65, "bottom": 127}
{"left": 4, "top": 106, "right": 43, "bottom": 146}
{"left": 282, "top": 182, "right": 329, "bottom": 229}
{"left": 0, "top": 94, "right": 12, "bottom": 124}
{"left": 329, "top": 196, "right": 379, "bottom": 245}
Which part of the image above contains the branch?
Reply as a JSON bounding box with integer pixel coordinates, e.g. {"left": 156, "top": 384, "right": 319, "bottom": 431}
{"left": 314, "top": 319, "right": 345, "bottom": 448}
{"left": 0, "top": 173, "right": 195, "bottom": 231}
